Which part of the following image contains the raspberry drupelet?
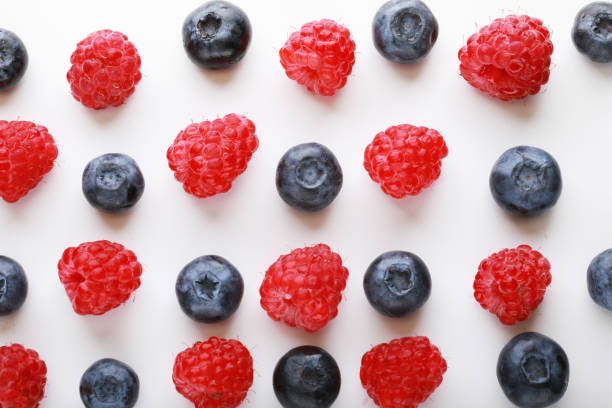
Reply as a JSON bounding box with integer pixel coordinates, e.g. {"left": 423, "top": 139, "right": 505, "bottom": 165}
{"left": 0, "top": 344, "right": 47, "bottom": 408}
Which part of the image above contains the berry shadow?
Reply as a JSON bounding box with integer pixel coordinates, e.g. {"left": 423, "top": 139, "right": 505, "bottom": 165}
{"left": 471, "top": 88, "right": 542, "bottom": 119}
{"left": 78, "top": 302, "right": 135, "bottom": 339}
{"left": 503, "top": 309, "right": 545, "bottom": 337}
{"left": 196, "top": 62, "right": 243, "bottom": 85}
{"left": 371, "top": 306, "right": 426, "bottom": 336}
{"left": 190, "top": 311, "right": 240, "bottom": 340}
{"left": 580, "top": 59, "right": 612, "bottom": 76}
{"left": 0, "top": 309, "right": 23, "bottom": 332}
{"left": 385, "top": 58, "right": 428, "bottom": 80}
{"left": 387, "top": 184, "right": 437, "bottom": 219}
{"left": 83, "top": 104, "right": 128, "bottom": 125}
{"left": 498, "top": 208, "right": 554, "bottom": 237}
{"left": 0, "top": 85, "right": 20, "bottom": 105}
{"left": 268, "top": 320, "right": 335, "bottom": 348}
{"left": 284, "top": 205, "right": 334, "bottom": 229}
{"left": 94, "top": 208, "right": 136, "bottom": 229}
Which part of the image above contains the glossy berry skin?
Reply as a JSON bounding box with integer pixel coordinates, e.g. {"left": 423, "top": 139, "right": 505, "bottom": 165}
{"left": 587, "top": 248, "right": 612, "bottom": 309}
{"left": 360, "top": 336, "right": 446, "bottom": 408}
{"left": 58, "top": 240, "right": 142, "bottom": 315}
{"left": 82, "top": 153, "right": 145, "bottom": 214}
{"left": 364, "top": 251, "right": 431, "bottom": 318}
{"left": 176, "top": 255, "right": 244, "bottom": 323}
{"left": 167, "top": 114, "right": 258, "bottom": 198}
{"left": 474, "top": 245, "right": 551, "bottom": 325}
{"left": 80, "top": 359, "right": 139, "bottom": 408}
{"left": 67, "top": 30, "right": 142, "bottom": 109}
{"left": 0, "top": 29, "right": 28, "bottom": 91}
{"left": 0, "top": 120, "right": 58, "bottom": 203}
{"left": 573, "top": 2, "right": 612, "bottom": 62}
{"left": 276, "top": 143, "right": 343, "bottom": 212}
{"left": 0, "top": 344, "right": 47, "bottom": 408}
{"left": 498, "top": 332, "right": 569, "bottom": 408}
{"left": 273, "top": 346, "right": 341, "bottom": 408}
{"left": 459, "top": 15, "right": 553, "bottom": 101}
{"left": 364, "top": 124, "right": 448, "bottom": 198}
{"left": 373, "top": 0, "right": 438, "bottom": 63}
{"left": 260, "top": 244, "right": 349, "bottom": 332}
{"left": 280, "top": 19, "right": 356, "bottom": 96}
{"left": 0, "top": 256, "right": 27, "bottom": 316}
{"left": 183, "top": 1, "right": 252, "bottom": 70}
{"left": 173, "top": 337, "right": 253, "bottom": 408}
{"left": 490, "top": 146, "right": 562, "bottom": 217}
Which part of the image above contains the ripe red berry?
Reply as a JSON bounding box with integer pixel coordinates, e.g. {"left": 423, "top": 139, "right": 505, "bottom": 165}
{"left": 173, "top": 337, "right": 253, "bottom": 408}
{"left": 364, "top": 124, "right": 448, "bottom": 198}
{"left": 0, "top": 344, "right": 47, "bottom": 408}
{"left": 280, "top": 19, "right": 356, "bottom": 96}
{"left": 474, "top": 245, "right": 551, "bottom": 325}
{"left": 360, "top": 336, "right": 447, "bottom": 408}
{"left": 458, "top": 15, "right": 553, "bottom": 101}
{"left": 0, "top": 120, "right": 58, "bottom": 203}
{"left": 58, "top": 240, "right": 142, "bottom": 315}
{"left": 67, "top": 29, "right": 142, "bottom": 109}
{"left": 167, "top": 114, "right": 258, "bottom": 198}
{"left": 259, "top": 244, "right": 348, "bottom": 332}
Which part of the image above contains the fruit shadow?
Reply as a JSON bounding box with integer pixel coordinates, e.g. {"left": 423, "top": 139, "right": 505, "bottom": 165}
{"left": 285, "top": 205, "right": 333, "bottom": 229}
{"left": 85, "top": 104, "right": 126, "bottom": 125}
{"left": 270, "top": 320, "right": 334, "bottom": 347}
{"left": 499, "top": 208, "right": 554, "bottom": 237}
{"left": 0, "top": 309, "right": 22, "bottom": 332}
{"left": 373, "top": 307, "right": 426, "bottom": 336}
{"left": 95, "top": 209, "right": 134, "bottom": 229}
{"left": 583, "top": 59, "right": 612, "bottom": 76}
{"left": 386, "top": 58, "right": 428, "bottom": 80}
{"left": 502, "top": 309, "right": 544, "bottom": 337}
{"left": 0, "top": 85, "right": 20, "bottom": 105}
{"left": 78, "top": 304, "right": 133, "bottom": 339}
{"left": 190, "top": 312, "right": 239, "bottom": 340}
{"left": 196, "top": 63, "right": 242, "bottom": 85}
{"left": 388, "top": 185, "right": 436, "bottom": 219}
{"left": 471, "top": 88, "right": 541, "bottom": 119}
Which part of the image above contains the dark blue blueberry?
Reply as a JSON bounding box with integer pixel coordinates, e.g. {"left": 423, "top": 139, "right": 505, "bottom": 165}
{"left": 0, "top": 256, "right": 27, "bottom": 316}
{"left": 183, "top": 1, "right": 252, "bottom": 70}
{"left": 490, "top": 146, "right": 562, "bottom": 217}
{"left": 497, "top": 332, "right": 569, "bottom": 408}
{"left": 0, "top": 29, "right": 28, "bottom": 91}
{"left": 80, "top": 358, "right": 139, "bottom": 408}
{"left": 587, "top": 248, "right": 612, "bottom": 309}
{"left": 372, "top": 0, "right": 438, "bottom": 63}
{"left": 363, "top": 251, "right": 431, "bottom": 318}
{"left": 176, "top": 255, "right": 243, "bottom": 323}
{"left": 572, "top": 2, "right": 612, "bottom": 63}
{"left": 276, "top": 143, "right": 343, "bottom": 212}
{"left": 273, "top": 345, "right": 341, "bottom": 408}
{"left": 82, "top": 153, "right": 145, "bottom": 214}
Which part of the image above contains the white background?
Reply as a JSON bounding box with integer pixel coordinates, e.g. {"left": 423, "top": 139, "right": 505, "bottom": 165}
{"left": 0, "top": 0, "right": 611, "bottom": 406}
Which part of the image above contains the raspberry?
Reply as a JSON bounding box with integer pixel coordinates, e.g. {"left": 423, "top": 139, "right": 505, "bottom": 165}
{"left": 259, "top": 244, "right": 348, "bottom": 332}
{"left": 58, "top": 240, "right": 142, "bottom": 315}
{"left": 167, "top": 114, "right": 259, "bottom": 198}
{"left": 473, "top": 245, "right": 551, "bottom": 325}
{"left": 458, "top": 15, "right": 553, "bottom": 101}
{"left": 0, "top": 344, "right": 47, "bottom": 408}
{"left": 173, "top": 337, "right": 253, "bottom": 408}
{"left": 360, "top": 336, "right": 447, "bottom": 408}
{"left": 67, "top": 29, "right": 142, "bottom": 109}
{"left": 279, "top": 19, "right": 356, "bottom": 96}
{"left": 364, "top": 124, "right": 448, "bottom": 198}
{"left": 0, "top": 121, "right": 58, "bottom": 203}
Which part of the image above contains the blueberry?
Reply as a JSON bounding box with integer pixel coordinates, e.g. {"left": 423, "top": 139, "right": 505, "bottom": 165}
{"left": 363, "top": 251, "right": 431, "bottom": 318}
{"left": 80, "top": 358, "right": 139, "bottom": 408}
{"left": 183, "top": 1, "right": 252, "bottom": 70}
{"left": 175, "top": 255, "right": 243, "bottom": 323}
{"left": 276, "top": 143, "right": 343, "bottom": 212}
{"left": 572, "top": 2, "right": 612, "bottom": 63}
{"left": 0, "top": 29, "right": 28, "bottom": 91}
{"left": 372, "top": 0, "right": 438, "bottom": 63}
{"left": 587, "top": 248, "right": 612, "bottom": 309}
{"left": 490, "top": 146, "right": 562, "bottom": 217}
{"left": 497, "top": 332, "right": 569, "bottom": 408}
{"left": 82, "top": 153, "right": 145, "bottom": 214}
{"left": 273, "top": 345, "right": 341, "bottom": 408}
{"left": 0, "top": 256, "right": 27, "bottom": 316}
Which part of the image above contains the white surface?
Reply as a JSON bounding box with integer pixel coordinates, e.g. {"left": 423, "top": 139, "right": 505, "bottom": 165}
{"left": 0, "top": 0, "right": 611, "bottom": 406}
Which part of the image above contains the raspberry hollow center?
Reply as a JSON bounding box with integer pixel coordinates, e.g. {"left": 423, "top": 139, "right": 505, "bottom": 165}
{"left": 512, "top": 160, "right": 546, "bottom": 192}
{"left": 198, "top": 13, "right": 222, "bottom": 40}
{"left": 520, "top": 353, "right": 550, "bottom": 384}
{"left": 594, "top": 13, "right": 612, "bottom": 39}
{"left": 391, "top": 10, "right": 423, "bottom": 42}
{"left": 0, "top": 273, "right": 6, "bottom": 299}
{"left": 194, "top": 274, "right": 219, "bottom": 300}
{"left": 296, "top": 158, "right": 327, "bottom": 189}
{"left": 96, "top": 165, "right": 127, "bottom": 191}
{"left": 94, "top": 376, "right": 125, "bottom": 402}
{"left": 384, "top": 264, "right": 414, "bottom": 295}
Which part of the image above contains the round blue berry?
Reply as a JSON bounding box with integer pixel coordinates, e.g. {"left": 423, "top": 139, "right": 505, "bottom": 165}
{"left": 372, "top": 0, "right": 438, "bottom": 63}
{"left": 82, "top": 153, "right": 145, "bottom": 214}
{"left": 276, "top": 143, "right": 343, "bottom": 212}
{"left": 363, "top": 251, "right": 431, "bottom": 317}
{"left": 497, "top": 332, "right": 569, "bottom": 408}
{"left": 0, "top": 29, "right": 28, "bottom": 91}
{"left": 572, "top": 2, "right": 612, "bottom": 63}
{"left": 490, "top": 146, "right": 562, "bottom": 217}
{"left": 587, "top": 248, "right": 612, "bottom": 309}
{"left": 273, "top": 345, "right": 341, "bottom": 408}
{"left": 80, "top": 358, "right": 139, "bottom": 408}
{"left": 0, "top": 255, "right": 27, "bottom": 316}
{"left": 175, "top": 255, "right": 244, "bottom": 323}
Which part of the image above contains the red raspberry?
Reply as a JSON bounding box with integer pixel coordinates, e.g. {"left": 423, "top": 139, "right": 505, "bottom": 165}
{"left": 173, "top": 337, "right": 253, "bottom": 408}
{"left": 364, "top": 124, "right": 448, "bottom": 199}
{"left": 259, "top": 244, "right": 348, "bottom": 332}
{"left": 67, "top": 29, "right": 142, "bottom": 109}
{"left": 458, "top": 15, "right": 553, "bottom": 101}
{"left": 0, "top": 121, "right": 58, "bottom": 203}
{"left": 474, "top": 245, "right": 551, "bottom": 325}
{"left": 360, "top": 336, "right": 447, "bottom": 408}
{"left": 167, "top": 114, "right": 259, "bottom": 198}
{"left": 0, "top": 344, "right": 47, "bottom": 408}
{"left": 279, "top": 19, "right": 356, "bottom": 96}
{"left": 58, "top": 240, "right": 142, "bottom": 315}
